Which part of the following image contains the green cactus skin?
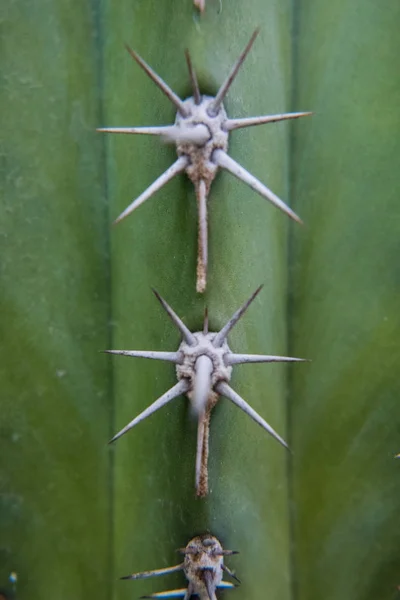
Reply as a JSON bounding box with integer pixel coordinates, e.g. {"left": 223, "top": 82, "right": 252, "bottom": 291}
{"left": 1, "top": 1, "right": 399, "bottom": 600}
{"left": 0, "top": 2, "right": 111, "bottom": 599}
{"left": 290, "top": 2, "right": 400, "bottom": 599}
{"left": 105, "top": 5, "right": 293, "bottom": 600}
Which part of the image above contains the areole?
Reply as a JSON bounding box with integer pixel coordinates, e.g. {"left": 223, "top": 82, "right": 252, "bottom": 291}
{"left": 121, "top": 534, "right": 240, "bottom": 600}
{"left": 98, "top": 29, "right": 311, "bottom": 292}
{"left": 104, "top": 286, "right": 308, "bottom": 496}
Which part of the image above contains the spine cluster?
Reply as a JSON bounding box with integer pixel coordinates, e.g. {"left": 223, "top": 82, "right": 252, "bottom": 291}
{"left": 99, "top": 22, "right": 311, "bottom": 600}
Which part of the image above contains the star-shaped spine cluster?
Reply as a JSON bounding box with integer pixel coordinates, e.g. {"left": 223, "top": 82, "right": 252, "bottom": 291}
{"left": 98, "top": 29, "right": 311, "bottom": 292}
{"left": 121, "top": 534, "right": 239, "bottom": 600}
{"left": 105, "top": 286, "right": 306, "bottom": 496}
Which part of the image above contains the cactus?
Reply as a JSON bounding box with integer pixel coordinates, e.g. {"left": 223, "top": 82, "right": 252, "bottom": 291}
{"left": 1, "top": 1, "right": 399, "bottom": 600}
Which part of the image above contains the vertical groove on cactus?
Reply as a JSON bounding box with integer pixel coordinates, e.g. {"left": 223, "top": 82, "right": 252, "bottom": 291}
{"left": 93, "top": 0, "right": 116, "bottom": 592}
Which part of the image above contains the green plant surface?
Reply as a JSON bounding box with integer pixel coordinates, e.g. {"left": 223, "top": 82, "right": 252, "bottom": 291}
{"left": 103, "top": 3, "right": 293, "bottom": 599}
{"left": 290, "top": 2, "right": 400, "bottom": 599}
{"left": 1, "top": 1, "right": 399, "bottom": 600}
{"left": 0, "top": 2, "right": 110, "bottom": 599}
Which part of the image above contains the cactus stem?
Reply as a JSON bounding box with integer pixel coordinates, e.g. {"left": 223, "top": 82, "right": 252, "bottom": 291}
{"left": 99, "top": 31, "right": 311, "bottom": 291}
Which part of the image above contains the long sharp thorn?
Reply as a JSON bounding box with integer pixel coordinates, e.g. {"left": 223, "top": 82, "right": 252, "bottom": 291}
{"left": 216, "top": 381, "right": 289, "bottom": 449}
{"left": 202, "top": 570, "right": 217, "bottom": 600}
{"left": 210, "top": 28, "right": 260, "bottom": 114}
{"left": 193, "top": 355, "right": 213, "bottom": 415}
{"left": 213, "top": 286, "right": 263, "bottom": 348}
{"left": 152, "top": 289, "right": 197, "bottom": 345}
{"left": 185, "top": 49, "right": 201, "bottom": 105}
{"left": 196, "top": 180, "right": 208, "bottom": 293}
{"left": 141, "top": 589, "right": 188, "bottom": 599}
{"left": 221, "top": 564, "right": 241, "bottom": 584}
{"left": 225, "top": 111, "right": 313, "bottom": 131}
{"left": 125, "top": 44, "right": 189, "bottom": 116}
{"left": 213, "top": 149, "right": 302, "bottom": 223}
{"left": 216, "top": 550, "right": 239, "bottom": 556}
{"left": 218, "top": 581, "right": 236, "bottom": 589}
{"left": 227, "top": 354, "right": 308, "bottom": 365}
{"left": 109, "top": 380, "right": 189, "bottom": 443}
{"left": 97, "top": 124, "right": 209, "bottom": 146}
{"left": 103, "top": 350, "right": 183, "bottom": 363}
{"left": 161, "top": 124, "right": 209, "bottom": 146}
{"left": 121, "top": 564, "right": 184, "bottom": 580}
{"left": 183, "top": 584, "right": 193, "bottom": 600}
{"left": 114, "top": 156, "right": 188, "bottom": 225}
{"left": 97, "top": 126, "right": 176, "bottom": 136}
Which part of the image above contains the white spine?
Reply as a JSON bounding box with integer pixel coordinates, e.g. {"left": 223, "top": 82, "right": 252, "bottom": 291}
{"left": 193, "top": 355, "right": 214, "bottom": 415}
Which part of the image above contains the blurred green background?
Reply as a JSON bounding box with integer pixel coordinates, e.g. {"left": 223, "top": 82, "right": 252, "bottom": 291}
{"left": 1, "top": 1, "right": 399, "bottom": 599}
